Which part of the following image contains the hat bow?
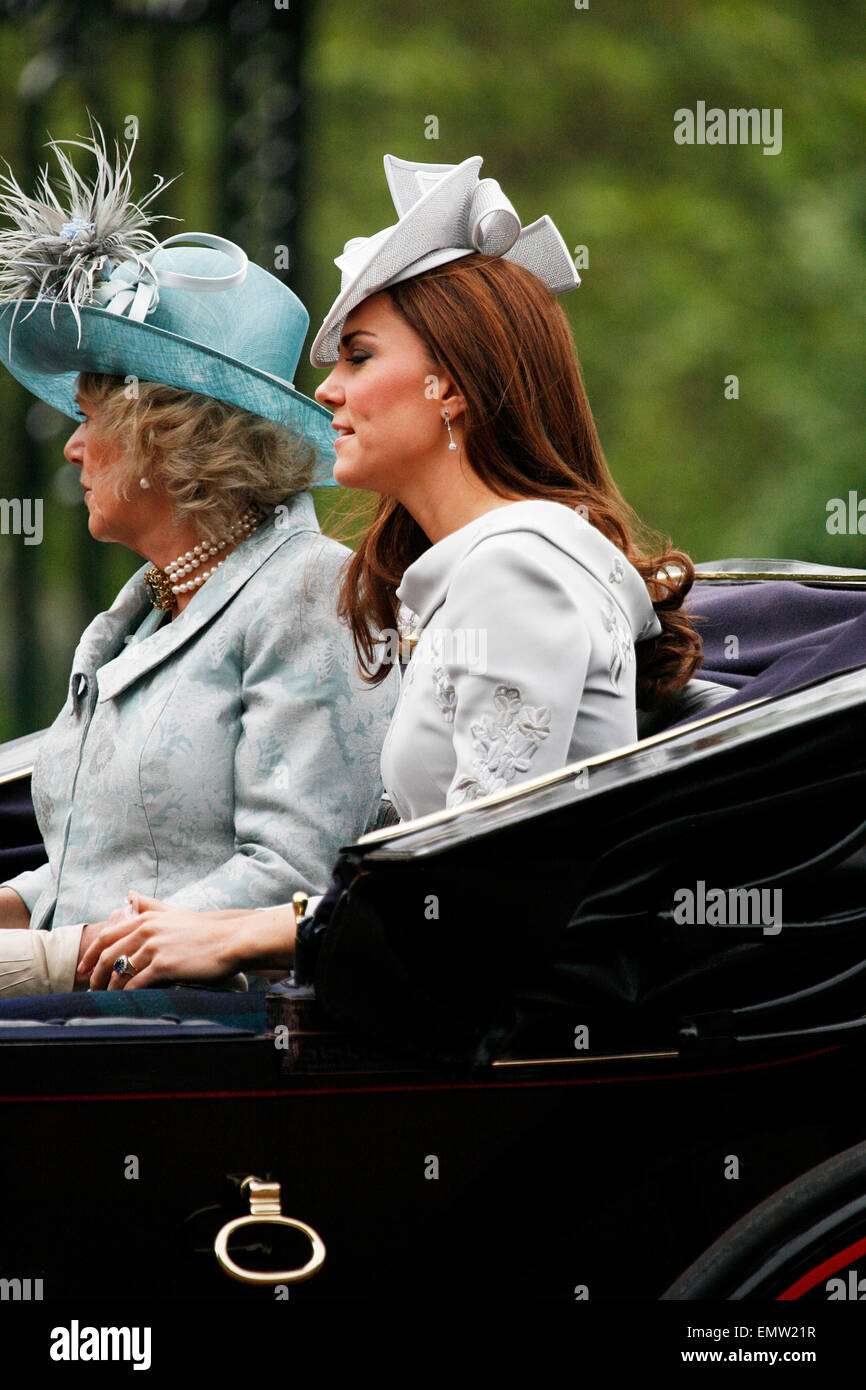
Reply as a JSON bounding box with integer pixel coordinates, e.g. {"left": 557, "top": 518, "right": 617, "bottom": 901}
{"left": 90, "top": 232, "right": 248, "bottom": 327}
{"left": 312, "top": 154, "right": 579, "bottom": 365}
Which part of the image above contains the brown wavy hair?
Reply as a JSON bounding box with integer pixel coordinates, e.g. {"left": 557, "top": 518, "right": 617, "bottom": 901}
{"left": 337, "top": 254, "right": 701, "bottom": 710}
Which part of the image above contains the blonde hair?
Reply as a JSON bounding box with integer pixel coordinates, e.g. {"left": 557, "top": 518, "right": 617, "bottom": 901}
{"left": 77, "top": 372, "right": 317, "bottom": 542}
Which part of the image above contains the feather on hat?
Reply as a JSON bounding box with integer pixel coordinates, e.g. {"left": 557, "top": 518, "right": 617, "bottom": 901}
{"left": 0, "top": 115, "right": 176, "bottom": 347}
{"left": 0, "top": 116, "right": 337, "bottom": 478}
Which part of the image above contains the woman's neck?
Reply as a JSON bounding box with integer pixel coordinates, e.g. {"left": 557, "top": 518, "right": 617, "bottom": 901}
{"left": 400, "top": 472, "right": 527, "bottom": 545}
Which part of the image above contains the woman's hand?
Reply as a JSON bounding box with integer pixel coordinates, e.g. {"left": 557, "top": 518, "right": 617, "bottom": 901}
{"left": 80, "top": 907, "right": 250, "bottom": 991}
{"left": 77, "top": 891, "right": 297, "bottom": 990}
{"left": 75, "top": 893, "right": 148, "bottom": 986}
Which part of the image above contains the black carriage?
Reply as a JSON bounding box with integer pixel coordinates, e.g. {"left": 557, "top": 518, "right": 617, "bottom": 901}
{"left": 0, "top": 559, "right": 865, "bottom": 1312}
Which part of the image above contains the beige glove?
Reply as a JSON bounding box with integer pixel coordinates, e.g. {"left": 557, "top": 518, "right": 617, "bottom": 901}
{"left": 0, "top": 924, "right": 84, "bottom": 996}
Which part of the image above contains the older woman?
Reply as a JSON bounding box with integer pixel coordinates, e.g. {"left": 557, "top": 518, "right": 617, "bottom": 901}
{"left": 0, "top": 125, "right": 393, "bottom": 994}
{"left": 81, "top": 153, "right": 700, "bottom": 991}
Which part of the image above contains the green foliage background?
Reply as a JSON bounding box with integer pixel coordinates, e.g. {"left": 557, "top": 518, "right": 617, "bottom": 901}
{"left": 298, "top": 0, "right": 865, "bottom": 564}
{"left": 0, "top": 0, "right": 863, "bottom": 736}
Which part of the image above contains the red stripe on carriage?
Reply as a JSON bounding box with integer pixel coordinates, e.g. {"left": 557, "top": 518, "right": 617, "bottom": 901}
{"left": 776, "top": 1232, "right": 866, "bottom": 1300}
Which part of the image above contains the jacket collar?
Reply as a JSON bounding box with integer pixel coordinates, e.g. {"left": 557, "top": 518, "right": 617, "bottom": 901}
{"left": 68, "top": 492, "right": 319, "bottom": 703}
{"left": 397, "top": 500, "right": 662, "bottom": 641}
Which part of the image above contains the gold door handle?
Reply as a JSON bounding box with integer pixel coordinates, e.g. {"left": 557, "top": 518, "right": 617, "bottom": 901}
{"left": 213, "top": 1176, "right": 326, "bottom": 1286}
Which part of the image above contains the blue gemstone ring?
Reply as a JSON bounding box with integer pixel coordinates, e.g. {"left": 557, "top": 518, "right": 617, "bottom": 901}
{"left": 112, "top": 954, "right": 137, "bottom": 978}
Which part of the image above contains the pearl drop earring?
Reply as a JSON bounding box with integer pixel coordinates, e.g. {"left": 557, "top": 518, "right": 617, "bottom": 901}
{"left": 443, "top": 410, "right": 458, "bottom": 452}
{"left": 139, "top": 477, "right": 151, "bottom": 489}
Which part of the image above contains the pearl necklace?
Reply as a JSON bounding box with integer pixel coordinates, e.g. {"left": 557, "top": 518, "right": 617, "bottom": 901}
{"left": 165, "top": 508, "right": 258, "bottom": 595}
{"left": 143, "top": 508, "right": 259, "bottom": 610}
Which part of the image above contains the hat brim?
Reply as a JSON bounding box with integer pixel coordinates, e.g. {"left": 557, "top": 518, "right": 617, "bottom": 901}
{"left": 0, "top": 300, "right": 338, "bottom": 484}
{"left": 310, "top": 156, "right": 483, "bottom": 367}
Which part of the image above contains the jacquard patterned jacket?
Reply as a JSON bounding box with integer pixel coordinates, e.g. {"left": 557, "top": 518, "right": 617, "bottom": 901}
{"left": 2, "top": 492, "right": 395, "bottom": 932}
{"left": 380, "top": 500, "right": 662, "bottom": 822}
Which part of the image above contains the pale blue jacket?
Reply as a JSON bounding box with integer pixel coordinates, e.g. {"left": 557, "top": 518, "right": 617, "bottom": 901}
{"left": 2, "top": 492, "right": 395, "bottom": 932}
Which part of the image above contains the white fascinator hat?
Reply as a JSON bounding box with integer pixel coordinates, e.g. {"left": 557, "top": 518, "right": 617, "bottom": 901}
{"left": 310, "top": 154, "right": 580, "bottom": 367}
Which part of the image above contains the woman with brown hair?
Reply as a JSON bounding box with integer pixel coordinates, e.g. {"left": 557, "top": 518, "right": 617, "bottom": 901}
{"left": 318, "top": 254, "right": 699, "bottom": 821}
{"left": 82, "top": 154, "right": 701, "bottom": 988}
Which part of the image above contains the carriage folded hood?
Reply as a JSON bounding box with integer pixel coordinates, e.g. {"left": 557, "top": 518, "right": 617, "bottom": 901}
{"left": 397, "top": 498, "right": 662, "bottom": 642}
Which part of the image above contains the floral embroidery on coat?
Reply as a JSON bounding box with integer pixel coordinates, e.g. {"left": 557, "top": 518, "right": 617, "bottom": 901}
{"left": 602, "top": 600, "right": 634, "bottom": 692}
{"left": 451, "top": 684, "right": 551, "bottom": 804}
{"left": 431, "top": 654, "right": 457, "bottom": 722}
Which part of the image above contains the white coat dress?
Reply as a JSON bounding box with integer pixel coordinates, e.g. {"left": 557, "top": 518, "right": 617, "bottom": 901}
{"left": 380, "top": 500, "right": 662, "bottom": 822}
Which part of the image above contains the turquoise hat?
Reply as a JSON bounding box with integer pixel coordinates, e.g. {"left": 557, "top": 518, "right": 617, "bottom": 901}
{"left": 0, "top": 123, "right": 337, "bottom": 483}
